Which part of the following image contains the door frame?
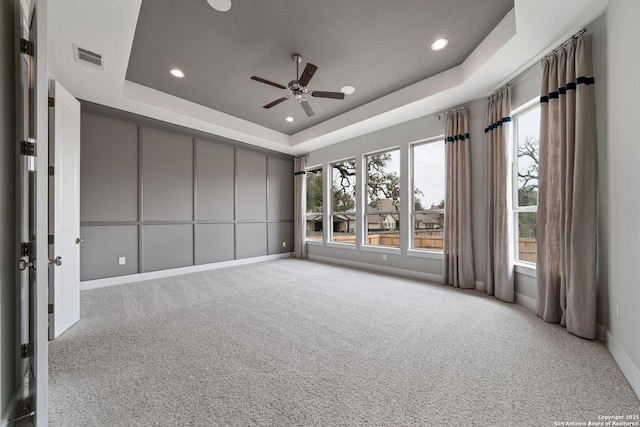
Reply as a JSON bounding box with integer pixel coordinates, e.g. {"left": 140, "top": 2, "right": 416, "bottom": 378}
{"left": 17, "top": 0, "right": 50, "bottom": 425}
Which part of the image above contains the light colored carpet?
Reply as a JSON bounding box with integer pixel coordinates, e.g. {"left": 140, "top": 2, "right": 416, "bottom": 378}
{"left": 49, "top": 259, "right": 640, "bottom": 426}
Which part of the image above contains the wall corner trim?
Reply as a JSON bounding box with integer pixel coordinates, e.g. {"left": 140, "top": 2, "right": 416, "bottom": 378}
{"left": 605, "top": 329, "right": 640, "bottom": 399}
{"left": 80, "top": 253, "right": 292, "bottom": 291}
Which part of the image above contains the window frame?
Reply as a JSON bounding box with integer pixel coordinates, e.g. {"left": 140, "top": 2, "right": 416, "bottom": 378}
{"left": 512, "top": 100, "right": 540, "bottom": 265}
{"left": 410, "top": 137, "right": 445, "bottom": 253}
{"left": 363, "top": 148, "right": 401, "bottom": 249}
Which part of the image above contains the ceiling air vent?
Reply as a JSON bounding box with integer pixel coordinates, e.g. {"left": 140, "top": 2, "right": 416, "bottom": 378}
{"left": 73, "top": 44, "right": 104, "bottom": 70}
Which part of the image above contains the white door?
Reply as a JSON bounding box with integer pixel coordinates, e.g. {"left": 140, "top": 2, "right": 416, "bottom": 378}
{"left": 48, "top": 80, "right": 81, "bottom": 339}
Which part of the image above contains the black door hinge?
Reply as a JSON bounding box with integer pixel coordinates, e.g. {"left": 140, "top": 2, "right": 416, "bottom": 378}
{"left": 20, "top": 242, "right": 33, "bottom": 257}
{"left": 48, "top": 235, "right": 55, "bottom": 245}
{"left": 21, "top": 343, "right": 33, "bottom": 359}
{"left": 48, "top": 97, "right": 55, "bottom": 107}
{"left": 20, "top": 38, "right": 34, "bottom": 56}
{"left": 48, "top": 304, "right": 54, "bottom": 314}
{"left": 20, "top": 140, "right": 36, "bottom": 156}
{"left": 49, "top": 165, "right": 54, "bottom": 176}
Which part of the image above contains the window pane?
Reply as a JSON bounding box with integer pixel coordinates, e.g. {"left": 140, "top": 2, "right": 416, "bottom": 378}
{"left": 516, "top": 107, "right": 540, "bottom": 207}
{"left": 414, "top": 213, "right": 444, "bottom": 250}
{"left": 305, "top": 168, "right": 323, "bottom": 241}
{"left": 331, "top": 159, "right": 356, "bottom": 243}
{"left": 412, "top": 141, "right": 445, "bottom": 250}
{"left": 332, "top": 214, "right": 356, "bottom": 243}
{"left": 365, "top": 150, "right": 400, "bottom": 210}
{"left": 366, "top": 213, "right": 400, "bottom": 246}
{"left": 516, "top": 212, "right": 537, "bottom": 262}
{"left": 413, "top": 142, "right": 445, "bottom": 211}
{"left": 365, "top": 150, "right": 400, "bottom": 247}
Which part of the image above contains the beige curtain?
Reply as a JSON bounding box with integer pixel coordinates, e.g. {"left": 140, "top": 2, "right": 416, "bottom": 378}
{"left": 537, "top": 35, "right": 597, "bottom": 339}
{"left": 443, "top": 109, "right": 475, "bottom": 288}
{"left": 293, "top": 156, "right": 307, "bottom": 259}
{"left": 485, "top": 87, "right": 514, "bottom": 302}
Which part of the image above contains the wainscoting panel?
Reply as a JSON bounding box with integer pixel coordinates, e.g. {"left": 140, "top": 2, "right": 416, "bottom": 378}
{"left": 268, "top": 222, "right": 293, "bottom": 255}
{"left": 80, "top": 225, "right": 139, "bottom": 281}
{"left": 195, "top": 139, "right": 235, "bottom": 221}
{"left": 236, "top": 150, "right": 267, "bottom": 222}
{"left": 268, "top": 156, "right": 294, "bottom": 221}
{"left": 236, "top": 223, "right": 267, "bottom": 259}
{"left": 80, "top": 112, "right": 138, "bottom": 222}
{"left": 79, "top": 103, "right": 293, "bottom": 281}
{"left": 195, "top": 223, "right": 235, "bottom": 264}
{"left": 142, "top": 224, "right": 194, "bottom": 272}
{"left": 141, "top": 127, "right": 194, "bottom": 222}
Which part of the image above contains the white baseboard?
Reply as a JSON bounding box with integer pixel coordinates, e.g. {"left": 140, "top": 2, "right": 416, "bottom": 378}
{"left": 596, "top": 323, "right": 606, "bottom": 342}
{"left": 514, "top": 292, "right": 537, "bottom": 312}
{"left": 80, "top": 253, "right": 293, "bottom": 291}
{"left": 605, "top": 329, "right": 640, "bottom": 399}
{"left": 308, "top": 254, "right": 443, "bottom": 284}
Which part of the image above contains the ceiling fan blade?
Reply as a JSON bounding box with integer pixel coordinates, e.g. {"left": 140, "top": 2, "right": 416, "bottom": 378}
{"left": 311, "top": 91, "right": 345, "bottom": 100}
{"left": 263, "top": 97, "right": 289, "bottom": 109}
{"left": 251, "top": 76, "right": 287, "bottom": 90}
{"left": 298, "top": 63, "right": 318, "bottom": 87}
{"left": 299, "top": 99, "right": 315, "bottom": 117}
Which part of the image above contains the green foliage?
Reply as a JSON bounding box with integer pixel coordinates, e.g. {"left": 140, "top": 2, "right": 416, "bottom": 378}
{"left": 306, "top": 169, "right": 323, "bottom": 213}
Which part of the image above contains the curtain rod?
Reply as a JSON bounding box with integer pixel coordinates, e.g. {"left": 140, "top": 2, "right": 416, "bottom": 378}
{"left": 488, "top": 27, "right": 586, "bottom": 99}
{"left": 434, "top": 105, "right": 469, "bottom": 120}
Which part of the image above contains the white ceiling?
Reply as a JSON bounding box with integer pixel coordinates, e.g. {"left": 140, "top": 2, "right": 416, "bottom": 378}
{"left": 48, "top": 0, "right": 609, "bottom": 156}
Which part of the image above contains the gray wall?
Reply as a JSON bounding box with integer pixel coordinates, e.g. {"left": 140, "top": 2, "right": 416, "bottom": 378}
{"left": 80, "top": 105, "right": 294, "bottom": 281}
{"left": 600, "top": 0, "right": 640, "bottom": 388}
{"left": 0, "top": 0, "right": 17, "bottom": 420}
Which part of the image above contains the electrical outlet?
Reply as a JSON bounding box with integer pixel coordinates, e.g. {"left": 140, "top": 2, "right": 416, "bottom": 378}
{"left": 382, "top": 254, "right": 387, "bottom": 261}
{"left": 118, "top": 257, "right": 126, "bottom": 265}
{"left": 616, "top": 301, "right": 620, "bottom": 320}
{"left": 282, "top": 242, "right": 286, "bottom": 248}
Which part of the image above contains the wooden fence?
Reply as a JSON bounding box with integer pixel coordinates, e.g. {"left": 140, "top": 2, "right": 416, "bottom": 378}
{"left": 311, "top": 233, "right": 537, "bottom": 262}
{"left": 518, "top": 237, "right": 537, "bottom": 263}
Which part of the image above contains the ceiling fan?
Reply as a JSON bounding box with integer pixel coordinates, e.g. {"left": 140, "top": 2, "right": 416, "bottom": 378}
{"left": 250, "top": 54, "right": 345, "bottom": 117}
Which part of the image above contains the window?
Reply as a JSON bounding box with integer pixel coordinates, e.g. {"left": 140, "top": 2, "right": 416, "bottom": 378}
{"left": 330, "top": 159, "right": 357, "bottom": 243}
{"left": 305, "top": 167, "right": 323, "bottom": 241}
{"left": 411, "top": 140, "right": 445, "bottom": 250}
{"left": 513, "top": 104, "right": 540, "bottom": 263}
{"left": 365, "top": 149, "right": 400, "bottom": 247}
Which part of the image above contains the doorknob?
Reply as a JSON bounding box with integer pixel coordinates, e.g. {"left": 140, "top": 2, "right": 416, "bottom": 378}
{"left": 49, "top": 256, "right": 62, "bottom": 266}
{"left": 75, "top": 237, "right": 85, "bottom": 244}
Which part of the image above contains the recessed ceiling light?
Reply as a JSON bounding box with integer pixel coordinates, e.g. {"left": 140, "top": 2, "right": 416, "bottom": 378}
{"left": 207, "top": 0, "right": 232, "bottom": 12}
{"left": 431, "top": 38, "right": 448, "bottom": 51}
{"left": 169, "top": 68, "right": 185, "bottom": 78}
{"left": 285, "top": 116, "right": 295, "bottom": 123}
{"left": 341, "top": 85, "right": 355, "bottom": 95}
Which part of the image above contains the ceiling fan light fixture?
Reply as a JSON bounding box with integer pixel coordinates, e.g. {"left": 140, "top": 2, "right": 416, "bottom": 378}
{"left": 206, "top": 0, "right": 231, "bottom": 12}
{"left": 169, "top": 68, "right": 185, "bottom": 78}
{"left": 431, "top": 38, "right": 448, "bottom": 51}
{"left": 341, "top": 85, "right": 355, "bottom": 95}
